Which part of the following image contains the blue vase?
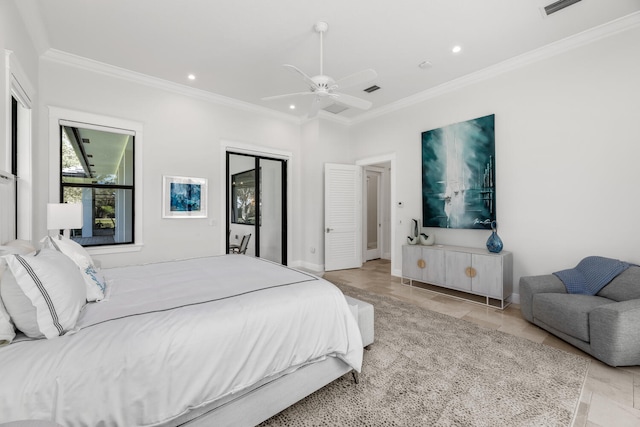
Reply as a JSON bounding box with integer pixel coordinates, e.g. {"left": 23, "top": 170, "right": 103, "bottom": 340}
{"left": 486, "top": 220, "right": 503, "bottom": 253}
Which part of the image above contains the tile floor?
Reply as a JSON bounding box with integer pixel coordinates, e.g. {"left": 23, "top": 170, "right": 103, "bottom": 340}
{"left": 322, "top": 259, "right": 640, "bottom": 427}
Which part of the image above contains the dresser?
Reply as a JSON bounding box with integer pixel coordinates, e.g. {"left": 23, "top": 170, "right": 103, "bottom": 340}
{"left": 402, "top": 244, "right": 513, "bottom": 309}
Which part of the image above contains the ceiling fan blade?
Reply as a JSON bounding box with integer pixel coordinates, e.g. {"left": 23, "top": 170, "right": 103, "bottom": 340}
{"left": 282, "top": 64, "right": 318, "bottom": 89}
{"left": 334, "top": 69, "right": 377, "bottom": 90}
{"left": 331, "top": 92, "right": 373, "bottom": 110}
{"left": 261, "top": 91, "right": 314, "bottom": 101}
{"left": 307, "top": 96, "right": 323, "bottom": 118}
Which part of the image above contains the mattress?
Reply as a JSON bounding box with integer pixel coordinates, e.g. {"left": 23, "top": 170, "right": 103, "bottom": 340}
{"left": 0, "top": 255, "right": 363, "bottom": 426}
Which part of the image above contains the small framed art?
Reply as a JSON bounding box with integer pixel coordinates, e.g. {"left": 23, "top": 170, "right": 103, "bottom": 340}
{"left": 162, "top": 176, "right": 208, "bottom": 218}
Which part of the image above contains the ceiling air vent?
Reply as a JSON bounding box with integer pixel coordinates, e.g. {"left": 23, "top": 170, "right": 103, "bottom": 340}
{"left": 544, "top": 0, "right": 582, "bottom": 16}
{"left": 364, "top": 85, "right": 380, "bottom": 93}
{"left": 323, "top": 104, "right": 349, "bottom": 114}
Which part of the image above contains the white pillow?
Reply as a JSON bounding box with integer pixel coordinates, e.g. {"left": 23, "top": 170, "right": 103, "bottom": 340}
{"left": 41, "top": 235, "right": 106, "bottom": 302}
{"left": 0, "top": 242, "right": 32, "bottom": 345}
{"left": 1, "top": 249, "right": 86, "bottom": 339}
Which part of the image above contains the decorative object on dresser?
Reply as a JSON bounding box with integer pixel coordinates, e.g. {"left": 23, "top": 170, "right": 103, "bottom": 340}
{"left": 419, "top": 233, "right": 435, "bottom": 246}
{"left": 485, "top": 220, "right": 503, "bottom": 253}
{"left": 406, "top": 218, "right": 419, "bottom": 245}
{"left": 421, "top": 114, "right": 496, "bottom": 230}
{"left": 402, "top": 244, "right": 513, "bottom": 309}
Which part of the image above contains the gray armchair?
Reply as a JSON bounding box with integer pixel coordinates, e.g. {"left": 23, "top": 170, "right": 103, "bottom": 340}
{"left": 520, "top": 266, "right": 640, "bottom": 366}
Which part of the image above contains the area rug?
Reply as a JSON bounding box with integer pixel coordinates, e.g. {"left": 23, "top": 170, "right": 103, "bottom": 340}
{"left": 260, "top": 283, "right": 589, "bottom": 427}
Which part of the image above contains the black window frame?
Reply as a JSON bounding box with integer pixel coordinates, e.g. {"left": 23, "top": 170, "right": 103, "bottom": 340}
{"left": 59, "top": 124, "right": 136, "bottom": 247}
{"left": 10, "top": 97, "right": 18, "bottom": 239}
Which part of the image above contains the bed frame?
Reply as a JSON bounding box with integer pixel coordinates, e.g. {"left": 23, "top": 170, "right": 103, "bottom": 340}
{"left": 171, "top": 357, "right": 352, "bottom": 426}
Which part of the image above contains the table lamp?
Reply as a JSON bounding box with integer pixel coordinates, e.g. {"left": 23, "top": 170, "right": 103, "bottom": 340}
{"left": 47, "top": 203, "right": 83, "bottom": 238}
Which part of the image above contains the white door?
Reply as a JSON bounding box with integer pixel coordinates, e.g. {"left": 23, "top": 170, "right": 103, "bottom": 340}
{"left": 324, "top": 163, "right": 362, "bottom": 271}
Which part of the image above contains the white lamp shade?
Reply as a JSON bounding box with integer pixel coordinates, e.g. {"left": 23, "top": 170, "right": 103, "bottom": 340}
{"left": 47, "top": 203, "right": 83, "bottom": 231}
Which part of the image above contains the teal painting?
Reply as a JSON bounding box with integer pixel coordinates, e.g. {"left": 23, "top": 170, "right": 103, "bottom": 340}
{"left": 170, "top": 183, "right": 201, "bottom": 212}
{"left": 421, "top": 114, "right": 495, "bottom": 229}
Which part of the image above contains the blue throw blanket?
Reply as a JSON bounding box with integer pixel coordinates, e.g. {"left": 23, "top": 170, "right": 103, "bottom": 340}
{"left": 553, "top": 256, "right": 632, "bottom": 295}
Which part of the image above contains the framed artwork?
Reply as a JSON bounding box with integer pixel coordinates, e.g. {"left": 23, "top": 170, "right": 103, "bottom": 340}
{"left": 162, "top": 176, "right": 208, "bottom": 218}
{"left": 421, "top": 114, "right": 495, "bottom": 229}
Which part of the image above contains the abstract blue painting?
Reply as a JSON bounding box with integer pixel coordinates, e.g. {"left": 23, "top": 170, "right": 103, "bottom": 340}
{"left": 421, "top": 114, "right": 495, "bottom": 229}
{"left": 162, "top": 176, "right": 208, "bottom": 218}
{"left": 170, "top": 183, "right": 201, "bottom": 212}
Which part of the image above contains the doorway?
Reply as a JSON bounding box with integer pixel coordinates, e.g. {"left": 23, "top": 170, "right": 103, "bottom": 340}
{"left": 226, "top": 152, "right": 287, "bottom": 264}
{"left": 365, "top": 166, "right": 384, "bottom": 261}
{"left": 356, "top": 154, "right": 395, "bottom": 272}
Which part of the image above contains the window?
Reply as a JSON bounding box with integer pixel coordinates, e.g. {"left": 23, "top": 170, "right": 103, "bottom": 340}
{"left": 7, "top": 51, "right": 35, "bottom": 242}
{"left": 59, "top": 123, "right": 135, "bottom": 247}
{"left": 231, "top": 168, "right": 256, "bottom": 225}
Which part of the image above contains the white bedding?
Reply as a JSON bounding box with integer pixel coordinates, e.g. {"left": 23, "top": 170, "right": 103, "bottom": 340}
{"left": 0, "top": 255, "right": 363, "bottom": 426}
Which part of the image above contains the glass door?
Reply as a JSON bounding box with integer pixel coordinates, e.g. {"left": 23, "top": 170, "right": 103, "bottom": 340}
{"left": 227, "top": 152, "right": 287, "bottom": 264}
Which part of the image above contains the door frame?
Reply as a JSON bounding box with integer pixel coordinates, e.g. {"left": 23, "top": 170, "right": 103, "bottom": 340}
{"left": 364, "top": 166, "right": 384, "bottom": 261}
{"left": 356, "top": 153, "right": 397, "bottom": 275}
{"left": 220, "top": 140, "right": 291, "bottom": 264}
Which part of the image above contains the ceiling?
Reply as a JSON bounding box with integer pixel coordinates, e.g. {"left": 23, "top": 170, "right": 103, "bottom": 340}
{"left": 21, "top": 0, "right": 640, "bottom": 120}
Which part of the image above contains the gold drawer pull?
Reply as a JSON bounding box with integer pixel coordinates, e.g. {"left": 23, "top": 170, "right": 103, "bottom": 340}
{"left": 465, "top": 267, "right": 477, "bottom": 278}
{"left": 417, "top": 259, "right": 426, "bottom": 269}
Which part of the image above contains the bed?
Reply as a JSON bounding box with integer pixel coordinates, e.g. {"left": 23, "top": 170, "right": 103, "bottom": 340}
{"left": 0, "top": 245, "right": 364, "bottom": 426}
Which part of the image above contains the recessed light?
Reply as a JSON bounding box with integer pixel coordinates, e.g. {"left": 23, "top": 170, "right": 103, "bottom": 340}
{"left": 452, "top": 45, "right": 462, "bottom": 54}
{"left": 289, "top": 104, "right": 296, "bottom": 110}
{"left": 187, "top": 74, "right": 196, "bottom": 80}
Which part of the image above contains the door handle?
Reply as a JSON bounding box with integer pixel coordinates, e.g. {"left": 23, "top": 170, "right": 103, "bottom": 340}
{"left": 326, "top": 228, "right": 334, "bottom": 233}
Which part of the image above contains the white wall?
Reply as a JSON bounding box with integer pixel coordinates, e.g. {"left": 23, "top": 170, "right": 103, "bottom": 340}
{"left": 0, "top": 1, "right": 39, "bottom": 244}
{"left": 298, "top": 118, "right": 351, "bottom": 271}
{"left": 349, "top": 26, "right": 640, "bottom": 300}
{"left": 38, "top": 59, "right": 303, "bottom": 267}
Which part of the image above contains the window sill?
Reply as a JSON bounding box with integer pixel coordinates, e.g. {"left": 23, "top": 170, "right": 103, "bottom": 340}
{"left": 86, "top": 243, "right": 143, "bottom": 256}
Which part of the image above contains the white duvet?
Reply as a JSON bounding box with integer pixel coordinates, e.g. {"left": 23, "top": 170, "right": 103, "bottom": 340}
{"left": 0, "top": 255, "right": 363, "bottom": 426}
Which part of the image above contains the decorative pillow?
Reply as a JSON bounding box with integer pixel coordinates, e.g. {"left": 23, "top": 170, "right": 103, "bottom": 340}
{"left": 41, "top": 235, "right": 106, "bottom": 302}
{"left": 1, "top": 249, "right": 86, "bottom": 339}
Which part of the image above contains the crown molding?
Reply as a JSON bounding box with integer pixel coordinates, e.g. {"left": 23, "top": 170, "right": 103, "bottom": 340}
{"left": 351, "top": 11, "right": 640, "bottom": 126}
{"left": 41, "top": 49, "right": 302, "bottom": 125}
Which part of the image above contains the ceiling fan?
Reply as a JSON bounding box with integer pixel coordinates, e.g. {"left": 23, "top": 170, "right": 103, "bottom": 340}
{"left": 262, "top": 21, "right": 377, "bottom": 118}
